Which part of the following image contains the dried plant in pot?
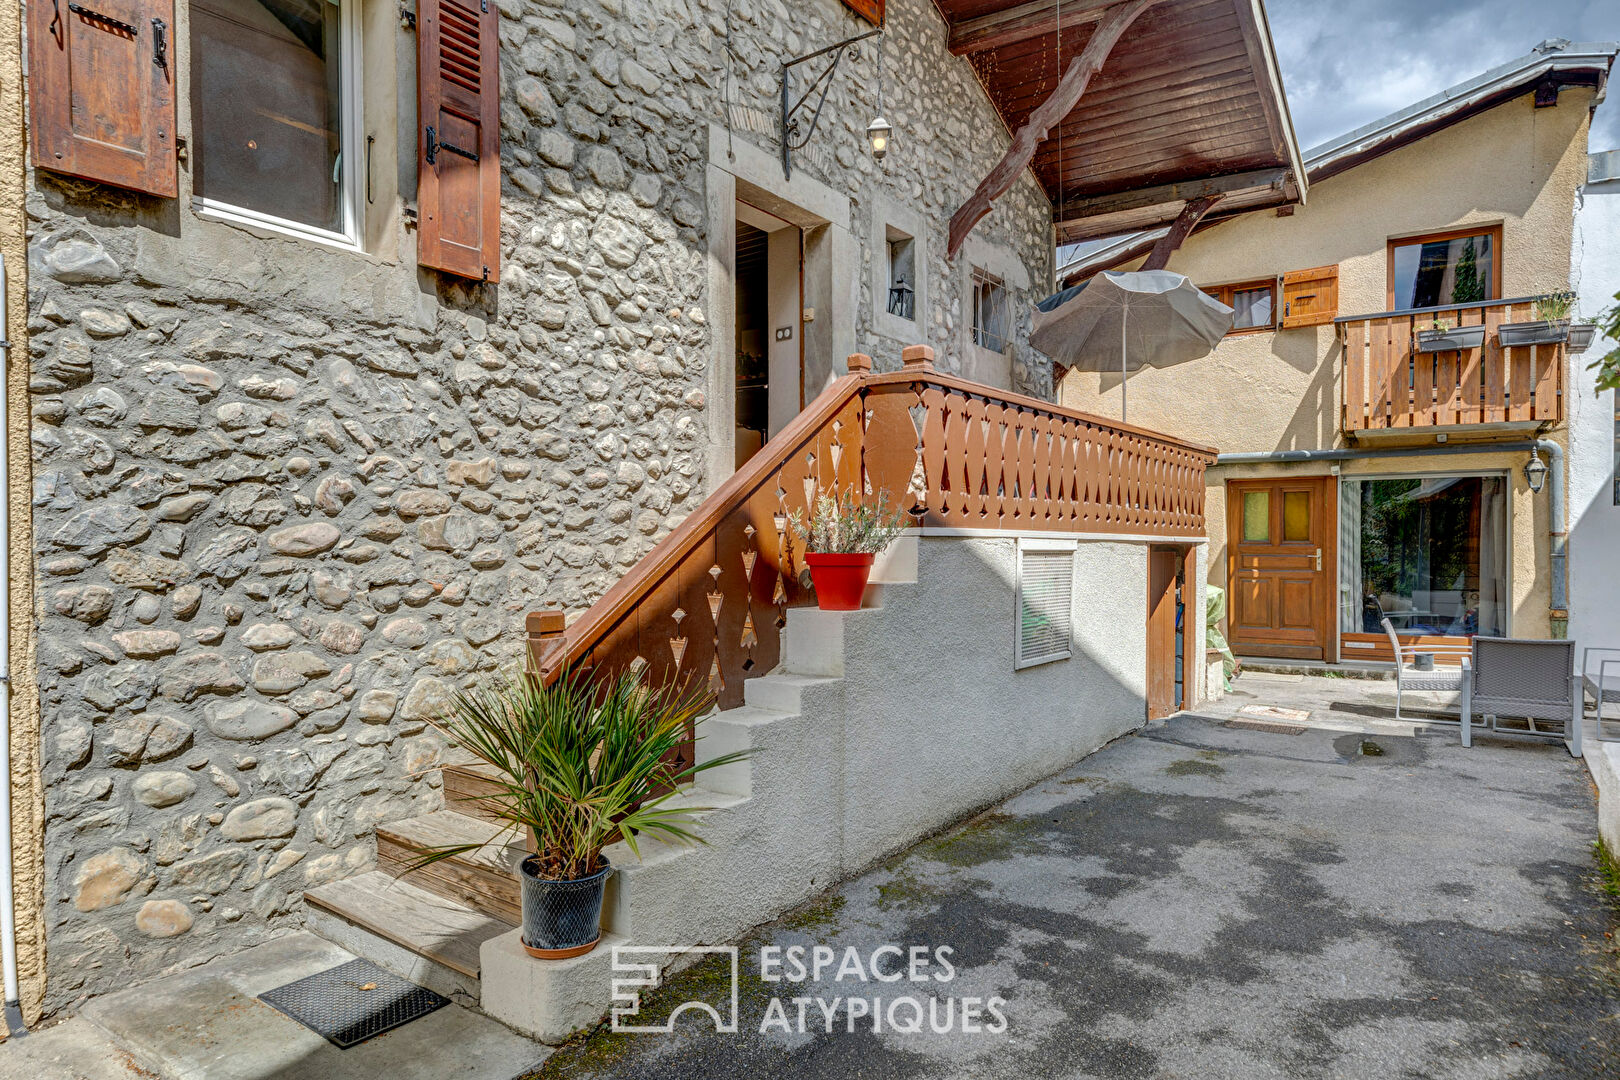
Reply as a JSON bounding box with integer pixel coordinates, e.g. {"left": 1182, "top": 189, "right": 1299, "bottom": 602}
{"left": 790, "top": 487, "right": 908, "bottom": 611}
{"left": 1498, "top": 291, "right": 1576, "bottom": 348}
{"left": 1416, "top": 316, "right": 1485, "bottom": 353}
{"left": 408, "top": 667, "right": 745, "bottom": 959}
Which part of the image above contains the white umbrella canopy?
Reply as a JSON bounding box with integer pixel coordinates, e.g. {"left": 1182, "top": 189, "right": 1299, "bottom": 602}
{"left": 1031, "top": 269, "right": 1233, "bottom": 423}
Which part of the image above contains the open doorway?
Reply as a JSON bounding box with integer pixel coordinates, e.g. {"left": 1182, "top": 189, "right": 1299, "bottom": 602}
{"left": 734, "top": 201, "right": 803, "bottom": 469}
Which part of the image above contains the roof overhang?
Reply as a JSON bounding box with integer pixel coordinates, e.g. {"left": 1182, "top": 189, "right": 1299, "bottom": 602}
{"left": 1056, "top": 39, "right": 1619, "bottom": 284}
{"left": 935, "top": 0, "right": 1307, "bottom": 247}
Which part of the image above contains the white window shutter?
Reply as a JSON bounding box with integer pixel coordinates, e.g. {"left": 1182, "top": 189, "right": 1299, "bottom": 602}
{"left": 1016, "top": 539, "right": 1076, "bottom": 669}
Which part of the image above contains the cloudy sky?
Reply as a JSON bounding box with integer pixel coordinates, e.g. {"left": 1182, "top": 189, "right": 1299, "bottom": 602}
{"left": 1266, "top": 0, "right": 1620, "bottom": 152}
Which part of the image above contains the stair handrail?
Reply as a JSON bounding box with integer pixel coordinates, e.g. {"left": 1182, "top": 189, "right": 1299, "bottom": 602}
{"left": 528, "top": 346, "right": 1217, "bottom": 697}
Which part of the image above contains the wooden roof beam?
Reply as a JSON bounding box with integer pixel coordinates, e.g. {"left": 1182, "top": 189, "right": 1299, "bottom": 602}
{"left": 947, "top": 0, "right": 1119, "bottom": 57}
{"left": 947, "top": 0, "right": 1160, "bottom": 260}
{"left": 1051, "top": 166, "right": 1288, "bottom": 223}
{"left": 1139, "top": 194, "right": 1221, "bottom": 270}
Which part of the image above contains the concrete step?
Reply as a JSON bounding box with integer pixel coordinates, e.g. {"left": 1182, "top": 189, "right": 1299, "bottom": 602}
{"left": 742, "top": 672, "right": 842, "bottom": 715}
{"left": 693, "top": 704, "right": 792, "bottom": 796}
{"left": 376, "top": 811, "right": 525, "bottom": 925}
{"left": 442, "top": 760, "right": 507, "bottom": 824}
{"left": 303, "top": 870, "right": 514, "bottom": 1007}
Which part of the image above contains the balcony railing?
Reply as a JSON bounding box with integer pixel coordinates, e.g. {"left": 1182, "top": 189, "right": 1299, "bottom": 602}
{"left": 1337, "top": 297, "right": 1564, "bottom": 433}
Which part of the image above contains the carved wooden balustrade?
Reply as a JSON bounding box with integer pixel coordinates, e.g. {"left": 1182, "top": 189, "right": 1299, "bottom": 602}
{"left": 1339, "top": 298, "right": 1565, "bottom": 432}
{"left": 526, "top": 346, "right": 1217, "bottom": 754}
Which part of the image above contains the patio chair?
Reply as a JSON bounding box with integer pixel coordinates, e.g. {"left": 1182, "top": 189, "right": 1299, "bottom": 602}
{"left": 1581, "top": 647, "right": 1620, "bottom": 742}
{"left": 1381, "top": 618, "right": 1470, "bottom": 723}
{"left": 1460, "top": 636, "right": 1581, "bottom": 757}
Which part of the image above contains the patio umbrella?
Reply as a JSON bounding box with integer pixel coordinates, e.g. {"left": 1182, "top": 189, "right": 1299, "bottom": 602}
{"left": 1031, "top": 269, "right": 1233, "bottom": 423}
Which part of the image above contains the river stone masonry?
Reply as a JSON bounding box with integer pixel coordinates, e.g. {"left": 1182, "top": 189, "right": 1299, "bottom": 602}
{"left": 23, "top": 0, "right": 1052, "bottom": 1013}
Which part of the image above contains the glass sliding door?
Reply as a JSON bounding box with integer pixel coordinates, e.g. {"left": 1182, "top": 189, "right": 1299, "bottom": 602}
{"left": 1339, "top": 475, "right": 1507, "bottom": 639}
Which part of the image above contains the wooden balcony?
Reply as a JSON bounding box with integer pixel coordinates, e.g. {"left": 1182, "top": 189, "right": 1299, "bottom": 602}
{"left": 1338, "top": 298, "right": 1564, "bottom": 434}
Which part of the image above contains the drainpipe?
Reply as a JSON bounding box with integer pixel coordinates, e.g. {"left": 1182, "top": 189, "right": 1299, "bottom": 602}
{"left": 0, "top": 253, "right": 19, "bottom": 1036}
{"left": 1213, "top": 439, "right": 1568, "bottom": 636}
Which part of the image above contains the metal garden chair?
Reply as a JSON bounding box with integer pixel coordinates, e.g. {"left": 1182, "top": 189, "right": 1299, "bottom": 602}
{"left": 1381, "top": 617, "right": 1470, "bottom": 723}
{"left": 1581, "top": 647, "right": 1620, "bottom": 742}
{"left": 1460, "top": 636, "right": 1581, "bottom": 757}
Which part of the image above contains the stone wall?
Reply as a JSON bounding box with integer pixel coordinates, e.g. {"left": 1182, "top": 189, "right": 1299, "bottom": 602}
{"left": 22, "top": 0, "right": 1052, "bottom": 1014}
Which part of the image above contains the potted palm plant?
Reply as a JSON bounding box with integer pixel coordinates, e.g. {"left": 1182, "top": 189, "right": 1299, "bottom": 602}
{"left": 791, "top": 486, "right": 907, "bottom": 611}
{"left": 1499, "top": 291, "right": 1576, "bottom": 347}
{"left": 1416, "top": 316, "right": 1485, "bottom": 353}
{"left": 411, "top": 667, "right": 744, "bottom": 959}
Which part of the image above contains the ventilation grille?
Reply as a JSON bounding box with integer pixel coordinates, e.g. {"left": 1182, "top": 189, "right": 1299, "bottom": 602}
{"left": 1017, "top": 544, "right": 1073, "bottom": 669}
{"left": 439, "top": 0, "right": 482, "bottom": 94}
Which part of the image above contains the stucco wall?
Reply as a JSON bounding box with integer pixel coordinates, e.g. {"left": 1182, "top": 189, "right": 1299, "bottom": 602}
{"left": 1570, "top": 171, "right": 1620, "bottom": 654}
{"left": 17, "top": 0, "right": 1055, "bottom": 1015}
{"left": 840, "top": 537, "right": 1149, "bottom": 864}
{"left": 0, "top": 2, "right": 42, "bottom": 1026}
{"left": 1058, "top": 90, "right": 1594, "bottom": 642}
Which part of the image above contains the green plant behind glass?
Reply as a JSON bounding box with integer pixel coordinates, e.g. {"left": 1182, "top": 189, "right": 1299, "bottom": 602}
{"left": 1592, "top": 289, "right": 1620, "bottom": 394}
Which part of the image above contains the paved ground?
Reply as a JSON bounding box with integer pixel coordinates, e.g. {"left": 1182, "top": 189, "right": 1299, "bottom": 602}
{"left": 0, "top": 933, "right": 549, "bottom": 1080}
{"left": 534, "top": 674, "right": 1620, "bottom": 1080}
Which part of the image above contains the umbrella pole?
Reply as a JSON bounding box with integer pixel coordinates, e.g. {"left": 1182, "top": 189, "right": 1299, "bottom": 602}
{"left": 1120, "top": 304, "right": 1128, "bottom": 424}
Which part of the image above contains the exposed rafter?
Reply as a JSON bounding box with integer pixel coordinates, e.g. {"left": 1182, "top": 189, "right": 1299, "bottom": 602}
{"left": 947, "top": 0, "right": 1117, "bottom": 57}
{"left": 947, "top": 0, "right": 1160, "bottom": 260}
{"left": 1139, "top": 195, "right": 1220, "bottom": 271}
{"left": 1051, "top": 167, "right": 1288, "bottom": 224}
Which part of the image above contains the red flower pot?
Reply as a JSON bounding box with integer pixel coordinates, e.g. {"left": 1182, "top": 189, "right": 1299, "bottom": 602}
{"left": 804, "top": 552, "right": 875, "bottom": 611}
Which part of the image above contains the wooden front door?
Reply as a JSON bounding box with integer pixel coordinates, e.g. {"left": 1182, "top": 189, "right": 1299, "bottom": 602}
{"left": 1227, "top": 477, "right": 1335, "bottom": 660}
{"left": 1146, "top": 546, "right": 1184, "bottom": 721}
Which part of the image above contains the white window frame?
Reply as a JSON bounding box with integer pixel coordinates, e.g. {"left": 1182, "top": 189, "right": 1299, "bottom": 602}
{"left": 192, "top": 0, "right": 366, "bottom": 252}
{"left": 1014, "top": 537, "right": 1077, "bottom": 670}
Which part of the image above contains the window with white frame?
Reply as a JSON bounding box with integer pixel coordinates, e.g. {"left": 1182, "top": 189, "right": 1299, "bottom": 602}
{"left": 1015, "top": 539, "right": 1075, "bottom": 669}
{"left": 972, "top": 267, "right": 1010, "bottom": 353}
{"left": 191, "top": 0, "right": 362, "bottom": 247}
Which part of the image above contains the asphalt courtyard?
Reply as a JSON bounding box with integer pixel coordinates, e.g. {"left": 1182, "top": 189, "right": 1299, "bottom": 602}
{"left": 535, "top": 674, "right": 1619, "bottom": 1080}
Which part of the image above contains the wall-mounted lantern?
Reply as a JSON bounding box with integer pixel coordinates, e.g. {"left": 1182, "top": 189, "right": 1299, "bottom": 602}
{"left": 780, "top": 25, "right": 889, "bottom": 179}
{"left": 1524, "top": 446, "right": 1548, "bottom": 494}
{"left": 866, "top": 114, "right": 893, "bottom": 161}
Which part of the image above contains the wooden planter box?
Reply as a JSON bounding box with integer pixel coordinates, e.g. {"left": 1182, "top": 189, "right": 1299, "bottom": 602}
{"left": 1415, "top": 324, "right": 1486, "bottom": 353}
{"left": 1567, "top": 323, "right": 1598, "bottom": 353}
{"left": 1497, "top": 319, "right": 1569, "bottom": 348}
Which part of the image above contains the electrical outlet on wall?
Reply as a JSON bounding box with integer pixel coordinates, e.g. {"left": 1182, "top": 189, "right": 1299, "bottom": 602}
{"left": 775, "top": 327, "right": 793, "bottom": 341}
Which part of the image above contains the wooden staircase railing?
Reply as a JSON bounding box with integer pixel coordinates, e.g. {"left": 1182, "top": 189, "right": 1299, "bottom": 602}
{"left": 526, "top": 345, "right": 1217, "bottom": 726}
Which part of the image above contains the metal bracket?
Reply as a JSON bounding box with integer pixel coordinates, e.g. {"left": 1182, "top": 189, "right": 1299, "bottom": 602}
{"left": 399, "top": 1, "right": 415, "bottom": 29}
{"left": 424, "top": 126, "right": 479, "bottom": 166}
{"left": 780, "top": 27, "right": 881, "bottom": 180}
{"left": 67, "top": 2, "right": 138, "bottom": 34}
{"left": 151, "top": 17, "right": 167, "bottom": 68}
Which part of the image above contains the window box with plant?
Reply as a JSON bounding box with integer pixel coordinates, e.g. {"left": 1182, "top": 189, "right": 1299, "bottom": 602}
{"left": 1498, "top": 291, "right": 1581, "bottom": 348}
{"left": 791, "top": 487, "right": 908, "bottom": 611}
{"left": 410, "top": 668, "right": 745, "bottom": 960}
{"left": 1416, "top": 317, "right": 1485, "bottom": 353}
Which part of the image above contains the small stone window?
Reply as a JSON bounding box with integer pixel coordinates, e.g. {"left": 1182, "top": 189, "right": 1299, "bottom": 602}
{"left": 885, "top": 226, "right": 916, "bottom": 321}
{"left": 972, "top": 267, "right": 1009, "bottom": 353}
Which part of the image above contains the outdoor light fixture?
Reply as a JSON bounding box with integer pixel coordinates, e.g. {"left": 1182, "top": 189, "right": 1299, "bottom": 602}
{"left": 780, "top": 27, "right": 883, "bottom": 179}
{"left": 887, "top": 274, "right": 913, "bottom": 319}
{"left": 867, "top": 114, "right": 893, "bottom": 160}
{"left": 1524, "top": 446, "right": 1548, "bottom": 494}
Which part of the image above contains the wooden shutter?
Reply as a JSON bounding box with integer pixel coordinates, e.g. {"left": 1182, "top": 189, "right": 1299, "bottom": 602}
{"left": 417, "top": 0, "right": 501, "bottom": 282}
{"left": 1279, "top": 265, "right": 1339, "bottom": 328}
{"left": 27, "top": 0, "right": 178, "bottom": 196}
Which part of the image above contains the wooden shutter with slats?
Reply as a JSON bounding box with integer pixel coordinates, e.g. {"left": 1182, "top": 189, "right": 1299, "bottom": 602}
{"left": 28, "top": 0, "right": 178, "bottom": 196}
{"left": 417, "top": 0, "right": 500, "bottom": 282}
{"left": 1279, "top": 264, "right": 1339, "bottom": 328}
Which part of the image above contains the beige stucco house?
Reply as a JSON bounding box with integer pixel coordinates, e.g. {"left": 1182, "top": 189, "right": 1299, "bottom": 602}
{"left": 1059, "top": 40, "right": 1617, "bottom": 667}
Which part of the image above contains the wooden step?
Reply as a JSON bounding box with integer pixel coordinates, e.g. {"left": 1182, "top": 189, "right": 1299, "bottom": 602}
{"left": 376, "top": 811, "right": 524, "bottom": 925}
{"left": 442, "top": 761, "right": 508, "bottom": 825}
{"left": 304, "top": 870, "right": 513, "bottom": 988}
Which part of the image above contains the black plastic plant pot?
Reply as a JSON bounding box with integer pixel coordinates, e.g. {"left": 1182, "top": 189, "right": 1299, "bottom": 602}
{"left": 519, "top": 855, "right": 612, "bottom": 959}
{"left": 1496, "top": 319, "right": 1570, "bottom": 348}
{"left": 1415, "top": 325, "right": 1486, "bottom": 353}
{"left": 1566, "top": 323, "right": 1597, "bottom": 353}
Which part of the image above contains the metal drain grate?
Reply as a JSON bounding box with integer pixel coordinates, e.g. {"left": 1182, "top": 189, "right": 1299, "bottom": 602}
{"left": 258, "top": 958, "right": 449, "bottom": 1049}
{"left": 1224, "top": 718, "right": 1307, "bottom": 735}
